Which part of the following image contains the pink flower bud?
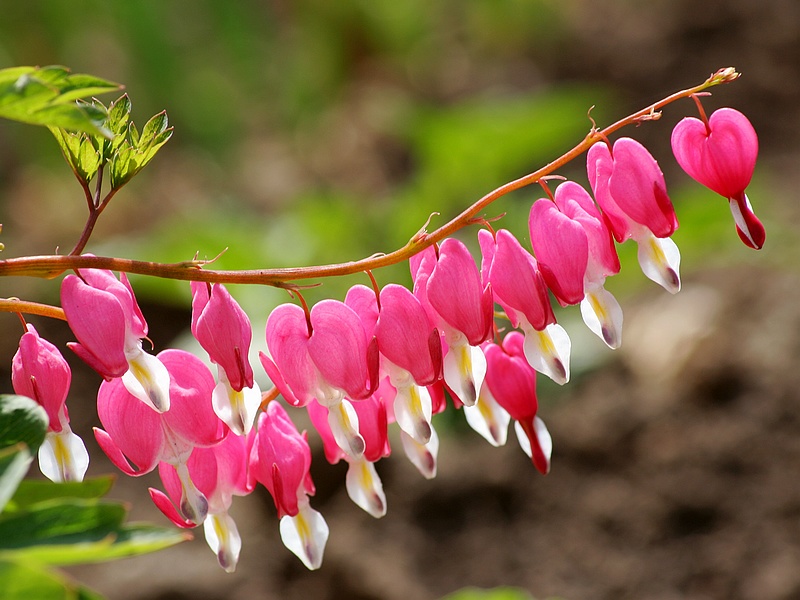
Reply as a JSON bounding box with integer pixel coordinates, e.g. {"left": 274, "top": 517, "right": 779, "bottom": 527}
{"left": 12, "top": 324, "right": 89, "bottom": 483}
{"left": 12, "top": 324, "right": 71, "bottom": 433}
{"left": 191, "top": 282, "right": 254, "bottom": 392}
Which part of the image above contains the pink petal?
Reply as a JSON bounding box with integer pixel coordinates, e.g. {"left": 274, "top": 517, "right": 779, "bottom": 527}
{"left": 671, "top": 108, "right": 758, "bottom": 199}
{"left": 554, "top": 181, "right": 620, "bottom": 281}
{"left": 486, "top": 229, "right": 555, "bottom": 329}
{"left": 376, "top": 284, "right": 440, "bottom": 385}
{"left": 529, "top": 199, "right": 588, "bottom": 306}
{"left": 96, "top": 380, "right": 165, "bottom": 474}
{"left": 308, "top": 300, "right": 372, "bottom": 399}
{"left": 427, "top": 238, "right": 492, "bottom": 345}
{"left": 61, "top": 274, "right": 128, "bottom": 377}
{"left": 608, "top": 138, "right": 677, "bottom": 238}
{"left": 265, "top": 303, "right": 318, "bottom": 406}
{"left": 149, "top": 486, "right": 195, "bottom": 528}
{"left": 251, "top": 403, "right": 312, "bottom": 518}
{"left": 483, "top": 333, "right": 538, "bottom": 422}
{"left": 12, "top": 325, "right": 71, "bottom": 431}
{"left": 587, "top": 141, "right": 630, "bottom": 242}
{"left": 158, "top": 349, "right": 225, "bottom": 447}
{"left": 192, "top": 283, "right": 254, "bottom": 391}
{"left": 345, "top": 285, "right": 380, "bottom": 340}
{"left": 307, "top": 400, "right": 346, "bottom": 464}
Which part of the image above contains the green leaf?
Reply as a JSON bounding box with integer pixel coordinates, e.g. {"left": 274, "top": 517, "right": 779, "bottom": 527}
{"left": 108, "top": 110, "right": 172, "bottom": 190}
{"left": 0, "top": 444, "right": 33, "bottom": 514}
{"left": 7, "top": 523, "right": 191, "bottom": 566}
{"left": 0, "top": 394, "right": 48, "bottom": 454}
{"left": 139, "top": 110, "right": 169, "bottom": 143}
{"left": 0, "top": 66, "right": 120, "bottom": 136}
{"left": 0, "top": 499, "right": 126, "bottom": 550}
{"left": 109, "top": 141, "right": 135, "bottom": 189}
{"left": 106, "top": 95, "right": 131, "bottom": 135}
{"left": 5, "top": 476, "right": 115, "bottom": 513}
{"left": 0, "top": 558, "right": 101, "bottom": 600}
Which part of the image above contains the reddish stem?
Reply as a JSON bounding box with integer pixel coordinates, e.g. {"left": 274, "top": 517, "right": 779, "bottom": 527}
{"left": 0, "top": 68, "right": 739, "bottom": 289}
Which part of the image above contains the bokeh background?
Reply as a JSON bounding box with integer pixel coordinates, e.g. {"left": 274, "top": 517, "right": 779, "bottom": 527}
{"left": 1, "top": 1, "right": 799, "bottom": 599}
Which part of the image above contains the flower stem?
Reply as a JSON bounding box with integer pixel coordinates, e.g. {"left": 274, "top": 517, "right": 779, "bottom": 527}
{"left": 0, "top": 68, "right": 738, "bottom": 287}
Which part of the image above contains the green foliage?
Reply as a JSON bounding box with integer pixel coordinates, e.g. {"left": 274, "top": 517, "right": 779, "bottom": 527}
{"left": 439, "top": 587, "right": 561, "bottom": 600}
{"left": 0, "top": 445, "right": 33, "bottom": 514}
{"left": 0, "top": 65, "right": 119, "bottom": 135}
{"left": 0, "top": 394, "right": 48, "bottom": 456}
{"left": 48, "top": 93, "right": 173, "bottom": 191}
{"left": 0, "top": 559, "right": 104, "bottom": 600}
{"left": 0, "top": 397, "right": 188, "bottom": 600}
{"left": 109, "top": 108, "right": 173, "bottom": 190}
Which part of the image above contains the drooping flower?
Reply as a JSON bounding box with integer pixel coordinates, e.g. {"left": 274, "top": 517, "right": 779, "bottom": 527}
{"left": 61, "top": 266, "right": 170, "bottom": 412}
{"left": 249, "top": 401, "right": 328, "bottom": 570}
{"left": 343, "top": 283, "right": 443, "bottom": 474}
{"left": 308, "top": 395, "right": 390, "bottom": 518}
{"left": 11, "top": 324, "right": 89, "bottom": 482}
{"left": 412, "top": 239, "right": 493, "bottom": 407}
{"left": 260, "top": 299, "right": 379, "bottom": 459}
{"left": 483, "top": 332, "right": 552, "bottom": 475}
{"left": 587, "top": 138, "right": 681, "bottom": 294}
{"left": 478, "top": 228, "right": 571, "bottom": 384}
{"left": 94, "top": 349, "right": 226, "bottom": 524}
{"left": 191, "top": 282, "right": 261, "bottom": 435}
{"left": 529, "top": 181, "right": 624, "bottom": 348}
{"left": 373, "top": 283, "right": 441, "bottom": 445}
{"left": 150, "top": 433, "right": 251, "bottom": 572}
{"left": 671, "top": 107, "right": 765, "bottom": 249}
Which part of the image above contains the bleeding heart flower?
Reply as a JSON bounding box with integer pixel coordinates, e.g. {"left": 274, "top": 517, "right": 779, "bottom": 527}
{"left": 478, "top": 229, "right": 571, "bottom": 384}
{"left": 529, "top": 181, "right": 623, "bottom": 348}
{"left": 671, "top": 107, "right": 765, "bottom": 249}
{"left": 94, "top": 349, "right": 226, "bottom": 524}
{"left": 413, "top": 239, "right": 493, "bottom": 408}
{"left": 12, "top": 324, "right": 89, "bottom": 482}
{"left": 191, "top": 282, "right": 261, "bottom": 435}
{"left": 150, "top": 433, "right": 251, "bottom": 572}
{"left": 261, "top": 299, "right": 379, "bottom": 459}
{"left": 61, "top": 266, "right": 170, "bottom": 412}
{"left": 483, "top": 332, "right": 552, "bottom": 475}
{"left": 588, "top": 138, "right": 681, "bottom": 294}
{"left": 249, "top": 401, "right": 328, "bottom": 570}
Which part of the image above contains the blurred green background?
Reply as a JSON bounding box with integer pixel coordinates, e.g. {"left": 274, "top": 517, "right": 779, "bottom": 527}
{"left": 1, "top": 2, "right": 798, "bottom": 599}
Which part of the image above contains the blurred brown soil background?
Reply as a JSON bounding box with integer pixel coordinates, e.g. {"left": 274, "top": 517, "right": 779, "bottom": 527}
{"left": 2, "top": 0, "right": 800, "bottom": 598}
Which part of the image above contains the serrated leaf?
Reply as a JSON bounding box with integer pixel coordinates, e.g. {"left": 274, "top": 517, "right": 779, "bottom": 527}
{"left": 0, "top": 65, "right": 120, "bottom": 136}
{"left": 0, "top": 499, "right": 126, "bottom": 550}
{"left": 0, "top": 444, "right": 33, "bottom": 514}
{"left": 49, "top": 127, "right": 82, "bottom": 164}
{"left": 0, "top": 395, "right": 48, "bottom": 454}
{"left": 140, "top": 110, "right": 169, "bottom": 143}
{"left": 106, "top": 95, "right": 131, "bottom": 134}
{"left": 76, "top": 137, "right": 101, "bottom": 182}
{"left": 109, "top": 142, "right": 135, "bottom": 189}
{"left": 128, "top": 120, "right": 140, "bottom": 146}
{"left": 6, "top": 523, "right": 190, "bottom": 566}
{"left": 0, "top": 558, "right": 97, "bottom": 600}
{"left": 6, "top": 476, "right": 115, "bottom": 513}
